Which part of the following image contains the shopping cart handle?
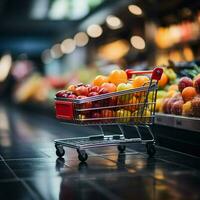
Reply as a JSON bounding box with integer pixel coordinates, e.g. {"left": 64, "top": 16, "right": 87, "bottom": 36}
{"left": 125, "top": 67, "right": 163, "bottom": 81}
{"left": 151, "top": 67, "right": 163, "bottom": 81}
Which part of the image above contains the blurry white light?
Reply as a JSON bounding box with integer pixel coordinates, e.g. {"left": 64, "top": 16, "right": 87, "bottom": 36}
{"left": 0, "top": 54, "right": 12, "bottom": 82}
{"left": 106, "top": 15, "right": 123, "bottom": 30}
{"left": 50, "top": 43, "right": 63, "bottom": 59}
{"left": 41, "top": 49, "right": 53, "bottom": 64}
{"left": 128, "top": 5, "right": 142, "bottom": 15}
{"left": 87, "top": 24, "right": 103, "bottom": 38}
{"left": 48, "top": 0, "right": 68, "bottom": 20}
{"left": 74, "top": 32, "right": 89, "bottom": 47}
{"left": 130, "top": 36, "right": 145, "bottom": 50}
{"left": 61, "top": 39, "right": 76, "bottom": 54}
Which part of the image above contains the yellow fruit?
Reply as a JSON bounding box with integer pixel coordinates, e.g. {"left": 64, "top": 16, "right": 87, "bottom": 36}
{"left": 93, "top": 75, "right": 108, "bottom": 86}
{"left": 155, "top": 98, "right": 163, "bottom": 112}
{"left": 109, "top": 70, "right": 128, "bottom": 86}
{"left": 166, "top": 90, "right": 178, "bottom": 98}
{"left": 168, "top": 84, "right": 178, "bottom": 91}
{"left": 132, "top": 76, "right": 150, "bottom": 88}
{"left": 182, "top": 101, "right": 192, "bottom": 116}
{"left": 116, "top": 109, "right": 131, "bottom": 123}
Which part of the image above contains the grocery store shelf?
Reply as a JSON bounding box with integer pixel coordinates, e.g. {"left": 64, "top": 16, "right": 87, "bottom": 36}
{"left": 155, "top": 113, "right": 200, "bottom": 133}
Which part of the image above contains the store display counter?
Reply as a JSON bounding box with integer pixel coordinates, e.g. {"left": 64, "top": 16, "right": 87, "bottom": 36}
{"left": 155, "top": 113, "right": 200, "bottom": 133}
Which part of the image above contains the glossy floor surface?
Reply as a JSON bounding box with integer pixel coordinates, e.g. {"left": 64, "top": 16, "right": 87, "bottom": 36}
{"left": 0, "top": 104, "right": 200, "bottom": 200}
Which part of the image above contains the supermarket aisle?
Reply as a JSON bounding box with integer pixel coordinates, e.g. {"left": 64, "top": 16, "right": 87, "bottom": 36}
{"left": 0, "top": 104, "right": 200, "bottom": 200}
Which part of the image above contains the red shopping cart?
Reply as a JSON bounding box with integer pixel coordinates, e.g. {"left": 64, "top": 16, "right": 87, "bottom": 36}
{"left": 54, "top": 67, "right": 163, "bottom": 162}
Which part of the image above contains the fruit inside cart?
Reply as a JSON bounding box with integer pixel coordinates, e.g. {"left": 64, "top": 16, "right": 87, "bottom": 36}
{"left": 54, "top": 68, "right": 163, "bottom": 162}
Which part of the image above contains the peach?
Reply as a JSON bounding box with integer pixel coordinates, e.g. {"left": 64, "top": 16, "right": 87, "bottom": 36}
{"left": 182, "top": 87, "right": 197, "bottom": 102}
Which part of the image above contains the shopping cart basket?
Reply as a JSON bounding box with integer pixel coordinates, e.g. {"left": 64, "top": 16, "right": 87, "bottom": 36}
{"left": 54, "top": 67, "right": 163, "bottom": 162}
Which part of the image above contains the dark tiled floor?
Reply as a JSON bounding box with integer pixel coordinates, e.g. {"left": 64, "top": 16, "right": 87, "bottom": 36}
{"left": 0, "top": 104, "right": 200, "bottom": 200}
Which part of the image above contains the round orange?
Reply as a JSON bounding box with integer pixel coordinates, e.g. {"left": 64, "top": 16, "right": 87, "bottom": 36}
{"left": 92, "top": 75, "right": 108, "bottom": 86}
{"left": 101, "top": 83, "right": 116, "bottom": 93}
{"left": 132, "top": 76, "right": 150, "bottom": 88}
{"left": 182, "top": 87, "right": 197, "bottom": 102}
{"left": 108, "top": 70, "right": 128, "bottom": 86}
{"left": 158, "top": 73, "right": 168, "bottom": 88}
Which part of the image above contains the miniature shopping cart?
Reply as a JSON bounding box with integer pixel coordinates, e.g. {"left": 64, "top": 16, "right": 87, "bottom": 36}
{"left": 54, "top": 67, "right": 163, "bottom": 162}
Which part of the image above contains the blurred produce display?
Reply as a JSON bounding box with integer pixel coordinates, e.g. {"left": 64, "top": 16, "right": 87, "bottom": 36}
{"left": 155, "top": 64, "right": 200, "bottom": 118}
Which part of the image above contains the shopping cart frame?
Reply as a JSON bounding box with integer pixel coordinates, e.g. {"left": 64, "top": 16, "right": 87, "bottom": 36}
{"left": 54, "top": 67, "right": 163, "bottom": 162}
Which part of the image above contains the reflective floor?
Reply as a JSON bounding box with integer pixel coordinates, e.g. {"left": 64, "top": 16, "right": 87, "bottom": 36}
{"left": 0, "top": 104, "right": 200, "bottom": 200}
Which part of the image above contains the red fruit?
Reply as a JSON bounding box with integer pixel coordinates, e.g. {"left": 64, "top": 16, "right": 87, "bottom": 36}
{"left": 171, "top": 100, "right": 183, "bottom": 115}
{"left": 167, "top": 98, "right": 180, "bottom": 114}
{"left": 178, "top": 77, "right": 193, "bottom": 92}
{"left": 99, "top": 88, "right": 109, "bottom": 95}
{"left": 89, "top": 86, "right": 100, "bottom": 93}
{"left": 75, "top": 86, "right": 89, "bottom": 96}
{"left": 88, "top": 92, "right": 99, "bottom": 97}
{"left": 56, "top": 90, "right": 68, "bottom": 97}
{"left": 193, "top": 77, "right": 200, "bottom": 93}
{"left": 67, "top": 94, "right": 77, "bottom": 99}
{"left": 191, "top": 95, "right": 200, "bottom": 117}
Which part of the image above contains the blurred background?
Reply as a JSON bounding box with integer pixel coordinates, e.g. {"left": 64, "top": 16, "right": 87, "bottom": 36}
{"left": 0, "top": 0, "right": 200, "bottom": 111}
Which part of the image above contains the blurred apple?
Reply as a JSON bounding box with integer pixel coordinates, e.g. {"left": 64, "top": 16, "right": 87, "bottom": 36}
{"left": 178, "top": 77, "right": 193, "bottom": 92}
{"left": 89, "top": 86, "right": 100, "bottom": 93}
{"left": 194, "top": 77, "right": 200, "bottom": 93}
{"left": 67, "top": 94, "right": 77, "bottom": 99}
{"left": 171, "top": 100, "right": 183, "bottom": 115}
{"left": 75, "top": 86, "right": 89, "bottom": 96}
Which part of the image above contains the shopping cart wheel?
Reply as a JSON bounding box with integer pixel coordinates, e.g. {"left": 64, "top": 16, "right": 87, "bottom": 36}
{"left": 117, "top": 145, "right": 126, "bottom": 153}
{"left": 77, "top": 150, "right": 88, "bottom": 162}
{"left": 146, "top": 143, "right": 156, "bottom": 157}
{"left": 55, "top": 145, "right": 65, "bottom": 158}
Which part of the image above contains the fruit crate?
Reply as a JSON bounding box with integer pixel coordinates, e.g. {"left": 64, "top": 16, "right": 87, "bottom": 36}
{"left": 54, "top": 67, "right": 163, "bottom": 162}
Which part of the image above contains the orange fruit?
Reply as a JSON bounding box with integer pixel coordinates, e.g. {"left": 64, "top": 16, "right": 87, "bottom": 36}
{"left": 158, "top": 73, "right": 168, "bottom": 88}
{"left": 101, "top": 83, "right": 116, "bottom": 93}
{"left": 182, "top": 87, "right": 197, "bottom": 102}
{"left": 132, "top": 76, "right": 150, "bottom": 88}
{"left": 92, "top": 75, "right": 108, "bottom": 86}
{"left": 109, "top": 70, "right": 128, "bottom": 86}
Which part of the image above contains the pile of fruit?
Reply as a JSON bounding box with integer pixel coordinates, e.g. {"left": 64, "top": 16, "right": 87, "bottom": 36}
{"left": 56, "top": 69, "right": 153, "bottom": 123}
{"left": 156, "top": 71, "right": 200, "bottom": 117}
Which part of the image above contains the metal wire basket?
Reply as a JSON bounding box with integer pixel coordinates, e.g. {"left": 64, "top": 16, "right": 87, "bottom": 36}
{"left": 54, "top": 67, "right": 163, "bottom": 162}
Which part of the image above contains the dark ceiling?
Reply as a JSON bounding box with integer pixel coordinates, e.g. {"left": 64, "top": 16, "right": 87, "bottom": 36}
{"left": 0, "top": 0, "right": 200, "bottom": 58}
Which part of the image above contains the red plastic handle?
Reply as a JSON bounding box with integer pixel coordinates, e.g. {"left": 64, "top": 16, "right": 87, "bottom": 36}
{"left": 125, "top": 67, "right": 163, "bottom": 81}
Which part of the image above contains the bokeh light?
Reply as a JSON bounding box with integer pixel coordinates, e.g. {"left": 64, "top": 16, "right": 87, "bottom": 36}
{"left": 130, "top": 35, "right": 145, "bottom": 50}
{"left": 74, "top": 32, "right": 89, "bottom": 47}
{"left": 87, "top": 24, "right": 103, "bottom": 38}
